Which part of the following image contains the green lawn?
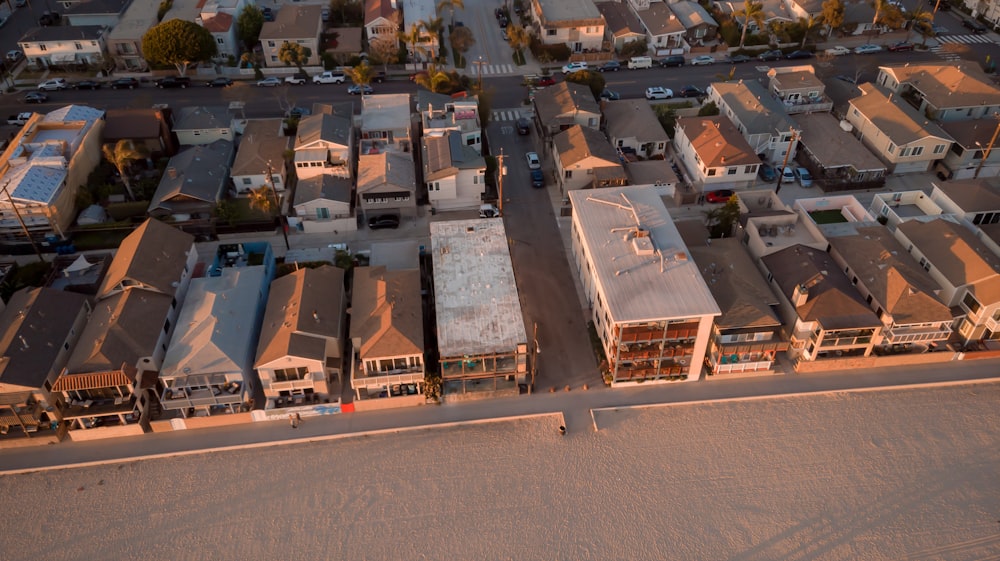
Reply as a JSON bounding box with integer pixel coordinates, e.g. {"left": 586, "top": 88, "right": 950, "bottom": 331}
{"left": 809, "top": 210, "right": 848, "bottom": 224}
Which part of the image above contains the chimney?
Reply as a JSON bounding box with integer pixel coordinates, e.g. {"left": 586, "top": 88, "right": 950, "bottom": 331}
{"left": 792, "top": 284, "right": 809, "bottom": 307}
{"left": 167, "top": 167, "right": 177, "bottom": 179}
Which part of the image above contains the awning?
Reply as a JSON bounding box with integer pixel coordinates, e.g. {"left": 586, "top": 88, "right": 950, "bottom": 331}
{"left": 50, "top": 53, "right": 77, "bottom": 63}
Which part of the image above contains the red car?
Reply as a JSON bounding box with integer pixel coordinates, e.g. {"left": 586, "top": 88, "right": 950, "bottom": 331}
{"left": 536, "top": 76, "right": 556, "bottom": 87}
{"left": 705, "top": 189, "right": 735, "bottom": 203}
{"left": 888, "top": 41, "right": 915, "bottom": 52}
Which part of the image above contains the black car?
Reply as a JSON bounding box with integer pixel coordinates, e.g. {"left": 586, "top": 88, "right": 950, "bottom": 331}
{"left": 657, "top": 55, "right": 685, "bottom": 67}
{"left": 678, "top": 85, "right": 705, "bottom": 98}
{"left": 262, "top": 7, "right": 273, "bottom": 21}
{"left": 206, "top": 77, "right": 233, "bottom": 87}
{"left": 597, "top": 60, "right": 621, "bottom": 72}
{"left": 758, "top": 49, "right": 783, "bottom": 61}
{"left": 156, "top": 76, "right": 191, "bottom": 89}
{"left": 368, "top": 214, "right": 400, "bottom": 230}
{"left": 599, "top": 88, "right": 620, "bottom": 101}
{"left": 74, "top": 80, "right": 102, "bottom": 90}
{"left": 110, "top": 77, "right": 139, "bottom": 90}
{"left": 373, "top": 71, "right": 386, "bottom": 83}
{"left": 758, "top": 162, "right": 777, "bottom": 182}
{"left": 963, "top": 19, "right": 987, "bottom": 33}
{"left": 24, "top": 91, "right": 48, "bottom": 104}
{"left": 726, "top": 54, "right": 752, "bottom": 63}
{"left": 785, "top": 50, "right": 813, "bottom": 60}
{"left": 516, "top": 117, "right": 531, "bottom": 135}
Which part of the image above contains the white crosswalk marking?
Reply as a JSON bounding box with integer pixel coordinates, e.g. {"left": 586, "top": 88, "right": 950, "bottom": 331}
{"left": 929, "top": 46, "right": 963, "bottom": 61}
{"left": 478, "top": 64, "right": 516, "bottom": 76}
{"left": 491, "top": 109, "right": 523, "bottom": 122}
{"left": 937, "top": 34, "right": 997, "bottom": 44}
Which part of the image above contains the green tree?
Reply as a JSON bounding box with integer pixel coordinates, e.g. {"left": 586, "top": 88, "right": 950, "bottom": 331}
{"left": 102, "top": 140, "right": 147, "bottom": 201}
{"left": 871, "top": 0, "right": 905, "bottom": 34}
{"left": 905, "top": 6, "right": 934, "bottom": 43}
{"left": 449, "top": 25, "right": 475, "bottom": 67}
{"left": 237, "top": 5, "right": 264, "bottom": 50}
{"left": 798, "top": 15, "right": 822, "bottom": 47}
{"left": 247, "top": 185, "right": 277, "bottom": 216}
{"left": 698, "top": 101, "right": 720, "bottom": 116}
{"left": 506, "top": 24, "right": 531, "bottom": 64}
{"left": 369, "top": 35, "right": 400, "bottom": 72}
{"left": 419, "top": 16, "right": 445, "bottom": 61}
{"left": 620, "top": 39, "right": 648, "bottom": 58}
{"left": 705, "top": 196, "right": 741, "bottom": 238}
{"left": 565, "top": 70, "right": 605, "bottom": 100}
{"left": 413, "top": 64, "right": 462, "bottom": 93}
{"left": 347, "top": 62, "right": 375, "bottom": 86}
{"left": 821, "top": 0, "right": 845, "bottom": 31}
{"left": 141, "top": 19, "right": 217, "bottom": 76}
{"left": 736, "top": 0, "right": 765, "bottom": 49}
{"left": 436, "top": 0, "right": 464, "bottom": 28}
{"left": 278, "top": 41, "right": 312, "bottom": 71}
{"left": 399, "top": 23, "right": 425, "bottom": 62}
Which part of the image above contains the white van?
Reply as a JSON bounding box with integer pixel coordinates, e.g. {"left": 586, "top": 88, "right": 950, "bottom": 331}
{"left": 479, "top": 204, "right": 500, "bottom": 218}
{"left": 627, "top": 56, "right": 653, "bottom": 70}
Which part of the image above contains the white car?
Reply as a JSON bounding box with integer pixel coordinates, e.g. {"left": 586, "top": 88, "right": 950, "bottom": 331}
{"left": 690, "top": 55, "right": 716, "bottom": 66}
{"left": 824, "top": 46, "right": 851, "bottom": 56}
{"left": 561, "top": 61, "right": 588, "bottom": 74}
{"left": 854, "top": 44, "right": 883, "bottom": 55}
{"left": 37, "top": 78, "right": 67, "bottom": 91}
{"left": 645, "top": 86, "right": 673, "bottom": 100}
{"left": 7, "top": 50, "right": 24, "bottom": 63}
{"left": 256, "top": 77, "right": 283, "bottom": 87}
{"left": 525, "top": 151, "right": 541, "bottom": 170}
{"left": 313, "top": 71, "right": 346, "bottom": 84}
{"left": 779, "top": 166, "right": 796, "bottom": 183}
{"left": 284, "top": 74, "right": 308, "bottom": 85}
{"left": 795, "top": 167, "right": 814, "bottom": 187}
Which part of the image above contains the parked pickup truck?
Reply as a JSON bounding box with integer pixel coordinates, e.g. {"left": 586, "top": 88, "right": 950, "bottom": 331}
{"left": 284, "top": 73, "right": 308, "bottom": 85}
{"left": 312, "top": 71, "right": 346, "bottom": 84}
{"left": 7, "top": 112, "right": 32, "bottom": 126}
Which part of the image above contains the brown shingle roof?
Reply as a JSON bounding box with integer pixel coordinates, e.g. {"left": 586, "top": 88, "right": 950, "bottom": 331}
{"left": 533, "top": 82, "right": 600, "bottom": 126}
{"left": 231, "top": 119, "right": 289, "bottom": 177}
{"left": 202, "top": 11, "right": 233, "bottom": 32}
{"left": 880, "top": 62, "right": 1000, "bottom": 110}
{"left": 554, "top": 124, "right": 621, "bottom": 167}
{"left": 897, "top": 218, "right": 1000, "bottom": 303}
{"left": 365, "top": 0, "right": 398, "bottom": 25}
{"left": 255, "top": 266, "right": 345, "bottom": 367}
{"left": 603, "top": 99, "right": 670, "bottom": 144}
{"left": 688, "top": 238, "right": 782, "bottom": 330}
{"left": 595, "top": 2, "right": 643, "bottom": 37}
{"left": 0, "top": 288, "right": 89, "bottom": 391}
{"left": 634, "top": 1, "right": 685, "bottom": 35}
{"left": 932, "top": 178, "right": 1000, "bottom": 213}
{"left": 97, "top": 218, "right": 194, "bottom": 299}
{"left": 351, "top": 265, "right": 423, "bottom": 359}
{"left": 678, "top": 115, "right": 759, "bottom": 167}
{"left": 66, "top": 290, "right": 173, "bottom": 375}
{"left": 260, "top": 4, "right": 322, "bottom": 39}
{"left": 850, "top": 83, "right": 949, "bottom": 145}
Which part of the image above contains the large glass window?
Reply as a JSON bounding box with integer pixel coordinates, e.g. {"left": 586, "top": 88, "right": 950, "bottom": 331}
{"left": 274, "top": 366, "right": 308, "bottom": 382}
{"left": 963, "top": 291, "right": 982, "bottom": 314}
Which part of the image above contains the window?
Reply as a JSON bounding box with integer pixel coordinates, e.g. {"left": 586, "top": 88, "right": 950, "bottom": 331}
{"left": 317, "top": 207, "right": 330, "bottom": 219}
{"left": 744, "top": 165, "right": 754, "bottom": 174}
{"left": 273, "top": 177, "right": 281, "bottom": 184}
{"left": 617, "top": 140, "right": 624, "bottom": 147}
{"left": 963, "top": 291, "right": 982, "bottom": 314}
{"left": 933, "top": 144, "right": 946, "bottom": 154}
{"left": 473, "top": 176, "right": 479, "bottom": 184}
{"left": 217, "top": 38, "right": 225, "bottom": 44}
{"left": 270, "top": 56, "right": 278, "bottom": 62}
{"left": 267, "top": 41, "right": 276, "bottom": 47}
{"left": 852, "top": 108, "right": 860, "bottom": 117}
{"left": 707, "top": 168, "right": 717, "bottom": 176}
{"left": 911, "top": 146, "right": 923, "bottom": 156}
{"left": 588, "top": 118, "right": 597, "bottom": 126}
{"left": 163, "top": 318, "right": 171, "bottom": 333}
{"left": 274, "top": 366, "right": 308, "bottom": 382}
{"left": 39, "top": 45, "right": 47, "bottom": 52}
{"left": 727, "top": 167, "right": 737, "bottom": 175}
{"left": 887, "top": 143, "right": 895, "bottom": 154}
{"left": 565, "top": 170, "right": 573, "bottom": 179}
{"left": 547, "top": 29, "right": 556, "bottom": 36}
{"left": 74, "top": 42, "right": 83, "bottom": 50}
{"left": 242, "top": 178, "right": 252, "bottom": 185}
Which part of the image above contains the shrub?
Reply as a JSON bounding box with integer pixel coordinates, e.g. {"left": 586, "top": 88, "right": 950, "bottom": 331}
{"left": 529, "top": 36, "right": 571, "bottom": 62}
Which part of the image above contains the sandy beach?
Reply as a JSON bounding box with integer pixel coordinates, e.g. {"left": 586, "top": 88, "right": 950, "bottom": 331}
{"left": 1, "top": 383, "right": 998, "bottom": 561}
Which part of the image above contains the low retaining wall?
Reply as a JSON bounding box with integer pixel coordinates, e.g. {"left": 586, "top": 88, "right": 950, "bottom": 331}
{"left": 794, "top": 350, "right": 957, "bottom": 373}
{"left": 351, "top": 395, "right": 427, "bottom": 412}
{"left": 66, "top": 424, "right": 144, "bottom": 441}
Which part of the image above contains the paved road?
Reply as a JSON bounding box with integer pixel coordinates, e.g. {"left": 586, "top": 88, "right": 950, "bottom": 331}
{"left": 2, "top": 357, "right": 998, "bottom": 473}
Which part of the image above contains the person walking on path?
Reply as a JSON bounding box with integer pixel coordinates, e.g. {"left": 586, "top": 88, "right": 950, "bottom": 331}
{"left": 290, "top": 414, "right": 298, "bottom": 429}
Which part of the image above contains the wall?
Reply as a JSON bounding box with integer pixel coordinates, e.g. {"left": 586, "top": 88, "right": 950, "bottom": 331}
{"left": 352, "top": 395, "right": 426, "bottom": 411}
{"left": 297, "top": 216, "right": 358, "bottom": 234}
{"left": 66, "top": 424, "right": 144, "bottom": 441}
{"left": 793, "top": 350, "right": 957, "bottom": 372}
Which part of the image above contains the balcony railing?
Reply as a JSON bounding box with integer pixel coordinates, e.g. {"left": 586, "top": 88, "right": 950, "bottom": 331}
{"left": 781, "top": 97, "right": 834, "bottom": 115}
{"left": 819, "top": 335, "right": 873, "bottom": 348}
{"left": 160, "top": 386, "right": 243, "bottom": 410}
{"left": 351, "top": 369, "right": 425, "bottom": 390}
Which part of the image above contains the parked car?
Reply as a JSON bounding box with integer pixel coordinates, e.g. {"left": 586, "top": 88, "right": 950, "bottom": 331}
{"left": 599, "top": 89, "right": 620, "bottom": 101}
{"left": 645, "top": 86, "right": 673, "bottom": 100}
{"left": 705, "top": 189, "right": 735, "bottom": 203}
{"left": 156, "top": 76, "right": 191, "bottom": 89}
{"left": 38, "top": 10, "right": 60, "bottom": 26}
{"left": 657, "top": 55, "right": 685, "bottom": 67}
{"left": 690, "top": 55, "right": 716, "bottom": 66}
{"left": 321, "top": 7, "right": 330, "bottom": 21}
{"left": 525, "top": 151, "right": 541, "bottom": 170}
{"left": 561, "top": 61, "right": 588, "bottom": 74}
{"left": 7, "top": 112, "right": 32, "bottom": 125}
{"left": 536, "top": 75, "right": 556, "bottom": 87}
{"left": 6, "top": 50, "right": 24, "bottom": 63}
{"left": 678, "top": 85, "right": 704, "bottom": 98}
{"left": 24, "top": 91, "right": 48, "bottom": 104}
{"left": 373, "top": 71, "right": 387, "bottom": 83}
{"left": 757, "top": 49, "right": 783, "bottom": 61}
{"left": 368, "top": 214, "right": 400, "bottom": 230}
{"left": 516, "top": 117, "right": 531, "bottom": 135}
{"left": 786, "top": 50, "right": 813, "bottom": 60}
{"left": 854, "top": 44, "right": 883, "bottom": 55}
{"left": 824, "top": 46, "right": 851, "bottom": 56}
{"left": 206, "top": 77, "right": 233, "bottom": 87}
{"left": 963, "top": 19, "right": 987, "bottom": 33}
{"left": 795, "top": 167, "right": 814, "bottom": 187}
{"left": 262, "top": 7, "right": 273, "bottom": 21}
{"left": 725, "top": 54, "right": 752, "bottom": 63}
{"left": 256, "top": 77, "right": 282, "bottom": 87}
{"left": 37, "top": 78, "right": 68, "bottom": 91}
{"left": 110, "top": 77, "right": 139, "bottom": 90}
{"left": 530, "top": 168, "right": 545, "bottom": 188}
{"left": 284, "top": 73, "right": 308, "bottom": 85}
{"left": 286, "top": 107, "right": 311, "bottom": 119}
{"left": 888, "top": 41, "right": 915, "bottom": 52}
{"left": 597, "top": 60, "right": 621, "bottom": 72}
{"left": 347, "top": 84, "right": 374, "bottom": 95}
{"left": 313, "top": 71, "right": 346, "bottom": 84}
{"left": 778, "top": 165, "right": 796, "bottom": 183}
{"left": 74, "top": 80, "right": 102, "bottom": 90}
{"left": 758, "top": 162, "right": 777, "bottom": 182}
{"left": 931, "top": 0, "right": 951, "bottom": 10}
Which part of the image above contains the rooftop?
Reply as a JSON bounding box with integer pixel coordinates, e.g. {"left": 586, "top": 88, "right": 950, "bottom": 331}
{"left": 174, "top": 106, "right": 231, "bottom": 131}
{"left": 633, "top": 2, "right": 685, "bottom": 36}
{"left": 670, "top": 1, "right": 718, "bottom": 29}
{"left": 687, "top": 238, "right": 781, "bottom": 331}
{"left": 361, "top": 94, "right": 411, "bottom": 133}
{"left": 295, "top": 113, "right": 352, "bottom": 149}
{"left": 897, "top": 217, "right": 1000, "bottom": 302}
{"left": 595, "top": 2, "right": 644, "bottom": 37}
{"left": 357, "top": 151, "right": 415, "bottom": 194}
{"left": 351, "top": 265, "right": 423, "bottom": 359}
{"left": 255, "top": 266, "right": 345, "bottom": 367}
{"left": 148, "top": 140, "right": 234, "bottom": 214}
{"left": 66, "top": 289, "right": 173, "bottom": 375}
{"left": 569, "top": 186, "right": 720, "bottom": 322}
{"left": 553, "top": 124, "right": 622, "bottom": 168}
{"left": 534, "top": 0, "right": 603, "bottom": 25}
{"left": 879, "top": 62, "right": 1000, "bottom": 109}
{"left": 19, "top": 25, "right": 105, "bottom": 43}
{"left": 293, "top": 174, "right": 352, "bottom": 206}
{"left": 97, "top": 218, "right": 194, "bottom": 299}
{"left": 603, "top": 99, "right": 670, "bottom": 144}
{"left": 709, "top": 79, "right": 796, "bottom": 136}
{"left": 677, "top": 115, "right": 759, "bottom": 168}
{"left": 850, "top": 83, "right": 949, "bottom": 144}
{"left": 794, "top": 113, "right": 886, "bottom": 173}
{"left": 932, "top": 178, "right": 1000, "bottom": 213}
{"left": 430, "top": 219, "right": 527, "bottom": 357}
{"left": 260, "top": 4, "right": 323, "bottom": 39}
{"left": 107, "top": 0, "right": 160, "bottom": 41}
{"left": 939, "top": 118, "right": 1000, "bottom": 149}
{"left": 231, "top": 119, "right": 289, "bottom": 177}
{"left": 533, "top": 82, "right": 600, "bottom": 126}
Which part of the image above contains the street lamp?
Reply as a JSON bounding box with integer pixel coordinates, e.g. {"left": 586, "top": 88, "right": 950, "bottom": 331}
{"left": 472, "top": 56, "right": 485, "bottom": 91}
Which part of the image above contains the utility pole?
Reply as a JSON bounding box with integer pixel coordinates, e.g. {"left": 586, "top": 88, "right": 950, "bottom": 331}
{"left": 264, "top": 161, "right": 290, "bottom": 250}
{"left": 530, "top": 321, "right": 538, "bottom": 394}
{"left": 932, "top": 0, "right": 942, "bottom": 14}
{"left": 974, "top": 114, "right": 1000, "bottom": 179}
{"left": 1, "top": 180, "right": 46, "bottom": 264}
{"left": 496, "top": 148, "right": 505, "bottom": 216}
{"left": 775, "top": 127, "right": 797, "bottom": 194}
{"left": 473, "top": 56, "right": 485, "bottom": 91}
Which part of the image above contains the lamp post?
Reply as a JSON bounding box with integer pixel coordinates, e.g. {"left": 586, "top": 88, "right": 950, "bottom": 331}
{"left": 472, "top": 56, "right": 485, "bottom": 91}
{"left": 974, "top": 114, "right": 1000, "bottom": 179}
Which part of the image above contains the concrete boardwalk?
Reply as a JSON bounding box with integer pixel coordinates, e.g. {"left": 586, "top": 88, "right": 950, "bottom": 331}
{"left": 2, "top": 358, "right": 998, "bottom": 474}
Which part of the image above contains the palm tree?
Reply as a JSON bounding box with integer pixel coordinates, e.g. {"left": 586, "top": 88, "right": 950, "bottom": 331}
{"left": 102, "top": 140, "right": 146, "bottom": 201}
{"left": 413, "top": 64, "right": 458, "bottom": 93}
{"left": 506, "top": 24, "right": 531, "bottom": 64}
{"left": 449, "top": 25, "right": 475, "bottom": 67}
{"left": 399, "top": 22, "right": 424, "bottom": 63}
{"left": 348, "top": 62, "right": 375, "bottom": 86}
{"left": 437, "top": 0, "right": 464, "bottom": 28}
{"left": 870, "top": 0, "right": 904, "bottom": 36}
{"left": 247, "top": 185, "right": 276, "bottom": 215}
{"left": 736, "top": 0, "right": 765, "bottom": 49}
{"left": 419, "top": 16, "right": 445, "bottom": 61}
{"left": 905, "top": 6, "right": 934, "bottom": 43}
{"left": 799, "top": 15, "right": 821, "bottom": 48}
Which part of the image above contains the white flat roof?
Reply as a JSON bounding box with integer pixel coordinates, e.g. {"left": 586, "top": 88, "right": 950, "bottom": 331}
{"left": 570, "top": 186, "right": 720, "bottom": 322}
{"left": 430, "top": 218, "right": 527, "bottom": 357}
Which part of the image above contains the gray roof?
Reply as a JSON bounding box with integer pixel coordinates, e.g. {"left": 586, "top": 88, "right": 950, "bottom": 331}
{"left": 603, "top": 99, "right": 670, "bottom": 144}
{"left": 710, "top": 79, "right": 796, "bottom": 136}
{"left": 360, "top": 94, "right": 411, "bottom": 132}
{"left": 595, "top": 2, "right": 644, "bottom": 37}
{"left": 97, "top": 218, "right": 194, "bottom": 298}
{"left": 850, "top": 83, "right": 949, "bottom": 145}
{"left": 879, "top": 63, "right": 1000, "bottom": 110}
{"left": 0, "top": 288, "right": 90, "bottom": 391}
{"left": 255, "top": 266, "right": 345, "bottom": 367}
{"left": 430, "top": 219, "right": 527, "bottom": 357}
{"left": 897, "top": 218, "right": 1000, "bottom": 302}
{"left": 670, "top": 1, "right": 718, "bottom": 29}
{"left": 63, "top": 0, "right": 131, "bottom": 16}
{"left": 794, "top": 113, "right": 886, "bottom": 173}
{"left": 422, "top": 130, "right": 485, "bottom": 181}
{"left": 569, "top": 186, "right": 721, "bottom": 322}
{"left": 357, "top": 151, "right": 415, "bottom": 194}
{"left": 535, "top": 0, "right": 603, "bottom": 25}
{"left": 293, "top": 174, "right": 352, "bottom": 206}
{"left": 634, "top": 2, "right": 685, "bottom": 36}
{"left": 232, "top": 119, "right": 289, "bottom": 177}
{"left": 933, "top": 178, "right": 1000, "bottom": 213}
{"left": 20, "top": 25, "right": 105, "bottom": 42}
{"left": 295, "top": 113, "right": 352, "bottom": 149}
{"left": 149, "top": 140, "right": 234, "bottom": 213}
{"left": 761, "top": 244, "right": 881, "bottom": 329}
{"left": 687, "top": 238, "right": 781, "bottom": 331}
{"left": 351, "top": 265, "right": 423, "bottom": 359}
{"left": 173, "top": 106, "right": 231, "bottom": 131}
{"left": 67, "top": 289, "right": 173, "bottom": 375}
{"left": 260, "top": 4, "right": 323, "bottom": 39}
{"left": 533, "top": 82, "right": 601, "bottom": 127}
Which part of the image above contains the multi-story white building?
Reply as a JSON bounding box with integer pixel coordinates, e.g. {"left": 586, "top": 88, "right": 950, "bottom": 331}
{"left": 18, "top": 26, "right": 106, "bottom": 68}
{"left": 530, "top": 0, "right": 605, "bottom": 52}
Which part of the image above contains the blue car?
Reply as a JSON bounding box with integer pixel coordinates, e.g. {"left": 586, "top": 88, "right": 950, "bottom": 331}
{"left": 531, "top": 169, "right": 545, "bottom": 188}
{"left": 758, "top": 162, "right": 777, "bottom": 182}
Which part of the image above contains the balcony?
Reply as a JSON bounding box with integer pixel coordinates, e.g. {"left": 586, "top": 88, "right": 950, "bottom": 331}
{"left": 351, "top": 367, "right": 424, "bottom": 390}
{"left": 884, "top": 324, "right": 951, "bottom": 344}
{"left": 780, "top": 95, "right": 834, "bottom": 115}
{"left": 615, "top": 322, "right": 700, "bottom": 344}
{"left": 160, "top": 384, "right": 243, "bottom": 410}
